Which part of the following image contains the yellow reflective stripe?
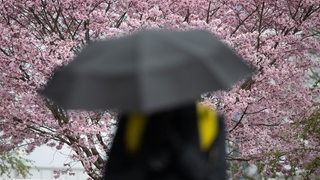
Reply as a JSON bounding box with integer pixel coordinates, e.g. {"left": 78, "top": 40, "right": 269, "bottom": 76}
{"left": 197, "top": 104, "right": 219, "bottom": 151}
{"left": 124, "top": 113, "right": 147, "bottom": 153}
{"left": 124, "top": 105, "right": 218, "bottom": 153}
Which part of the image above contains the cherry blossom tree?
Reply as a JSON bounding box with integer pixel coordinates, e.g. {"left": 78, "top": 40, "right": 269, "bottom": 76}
{"left": 1, "top": 0, "right": 319, "bottom": 179}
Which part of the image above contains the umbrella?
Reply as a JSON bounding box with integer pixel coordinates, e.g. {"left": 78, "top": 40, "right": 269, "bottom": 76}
{"left": 39, "top": 29, "right": 254, "bottom": 113}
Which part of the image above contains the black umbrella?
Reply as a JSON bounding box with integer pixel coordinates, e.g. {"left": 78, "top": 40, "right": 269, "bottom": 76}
{"left": 39, "top": 29, "right": 253, "bottom": 113}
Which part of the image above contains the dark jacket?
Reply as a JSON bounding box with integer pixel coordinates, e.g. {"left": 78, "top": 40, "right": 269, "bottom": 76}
{"left": 104, "top": 103, "right": 226, "bottom": 180}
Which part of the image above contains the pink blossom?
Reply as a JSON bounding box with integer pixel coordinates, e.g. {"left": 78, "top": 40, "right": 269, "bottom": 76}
{"left": 1, "top": 0, "right": 319, "bottom": 178}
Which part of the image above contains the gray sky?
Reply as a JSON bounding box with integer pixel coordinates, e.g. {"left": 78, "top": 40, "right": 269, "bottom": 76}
{"left": 25, "top": 145, "right": 83, "bottom": 169}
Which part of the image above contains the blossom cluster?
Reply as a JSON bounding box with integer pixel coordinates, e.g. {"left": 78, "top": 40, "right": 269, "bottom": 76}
{"left": 1, "top": 0, "right": 319, "bottom": 178}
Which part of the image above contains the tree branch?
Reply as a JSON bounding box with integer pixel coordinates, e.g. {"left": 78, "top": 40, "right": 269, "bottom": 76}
{"left": 115, "top": 12, "right": 127, "bottom": 28}
{"left": 249, "top": 123, "right": 280, "bottom": 127}
{"left": 229, "top": 105, "right": 249, "bottom": 133}
{"left": 256, "top": 2, "right": 265, "bottom": 51}
{"left": 206, "top": 1, "right": 212, "bottom": 24}
{"left": 231, "top": 7, "right": 258, "bottom": 36}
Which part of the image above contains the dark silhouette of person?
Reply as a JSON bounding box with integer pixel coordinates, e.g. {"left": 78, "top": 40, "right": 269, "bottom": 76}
{"left": 104, "top": 103, "right": 226, "bottom": 180}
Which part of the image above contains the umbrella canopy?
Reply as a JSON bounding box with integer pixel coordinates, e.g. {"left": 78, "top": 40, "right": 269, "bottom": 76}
{"left": 39, "top": 29, "right": 254, "bottom": 113}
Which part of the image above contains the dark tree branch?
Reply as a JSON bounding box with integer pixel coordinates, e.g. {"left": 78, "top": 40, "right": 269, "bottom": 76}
{"left": 256, "top": 2, "right": 265, "bottom": 51}
{"left": 115, "top": 12, "right": 127, "bottom": 28}
{"left": 249, "top": 123, "right": 280, "bottom": 127}
{"left": 231, "top": 7, "right": 258, "bottom": 36}
{"left": 183, "top": 8, "right": 190, "bottom": 23}
{"left": 0, "top": 47, "right": 10, "bottom": 56}
{"left": 206, "top": 1, "right": 212, "bottom": 24}
{"left": 229, "top": 105, "right": 249, "bottom": 133}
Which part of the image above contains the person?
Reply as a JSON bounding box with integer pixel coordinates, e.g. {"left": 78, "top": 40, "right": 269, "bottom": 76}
{"left": 104, "top": 103, "right": 226, "bottom": 180}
